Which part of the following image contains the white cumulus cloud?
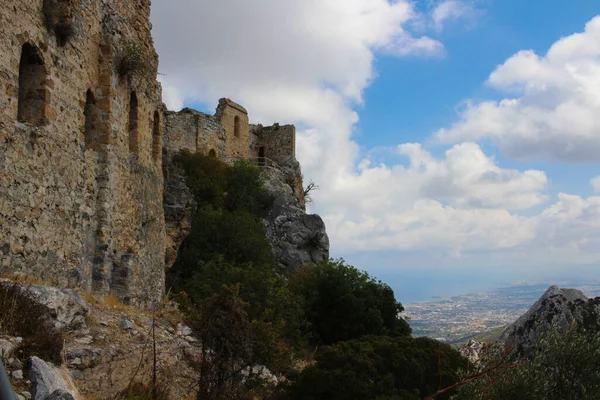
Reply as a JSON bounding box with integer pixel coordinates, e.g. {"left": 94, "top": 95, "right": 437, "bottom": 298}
{"left": 592, "top": 176, "right": 600, "bottom": 192}
{"left": 436, "top": 16, "right": 600, "bottom": 163}
{"left": 322, "top": 142, "right": 547, "bottom": 254}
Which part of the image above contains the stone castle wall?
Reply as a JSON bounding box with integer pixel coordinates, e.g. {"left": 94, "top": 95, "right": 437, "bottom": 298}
{"left": 0, "top": 0, "right": 165, "bottom": 306}
{"left": 251, "top": 123, "right": 296, "bottom": 164}
{"left": 163, "top": 108, "right": 226, "bottom": 157}
{"left": 165, "top": 102, "right": 297, "bottom": 163}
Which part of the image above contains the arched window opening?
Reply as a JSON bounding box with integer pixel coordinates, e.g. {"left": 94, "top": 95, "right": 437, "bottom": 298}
{"left": 234, "top": 115, "right": 241, "bottom": 138}
{"left": 258, "top": 146, "right": 265, "bottom": 166}
{"left": 18, "top": 43, "right": 47, "bottom": 125}
{"left": 152, "top": 110, "right": 161, "bottom": 162}
{"left": 208, "top": 149, "right": 216, "bottom": 158}
{"left": 128, "top": 92, "right": 139, "bottom": 155}
{"left": 84, "top": 89, "right": 98, "bottom": 150}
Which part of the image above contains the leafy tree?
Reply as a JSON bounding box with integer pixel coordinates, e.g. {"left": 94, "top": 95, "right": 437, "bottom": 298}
{"left": 173, "top": 151, "right": 228, "bottom": 208}
{"left": 169, "top": 206, "right": 275, "bottom": 286}
{"left": 225, "top": 159, "right": 272, "bottom": 215}
{"left": 289, "top": 259, "right": 411, "bottom": 345}
{"left": 278, "top": 335, "right": 464, "bottom": 400}
{"left": 195, "top": 285, "right": 254, "bottom": 400}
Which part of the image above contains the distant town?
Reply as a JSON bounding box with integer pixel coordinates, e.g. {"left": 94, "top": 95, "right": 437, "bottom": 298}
{"left": 405, "top": 282, "right": 600, "bottom": 344}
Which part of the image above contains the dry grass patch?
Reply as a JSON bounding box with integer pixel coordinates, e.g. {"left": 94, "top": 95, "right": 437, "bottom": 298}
{"left": 0, "top": 282, "right": 64, "bottom": 363}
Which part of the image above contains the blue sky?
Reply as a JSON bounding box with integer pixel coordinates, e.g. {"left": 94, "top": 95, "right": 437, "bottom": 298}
{"left": 152, "top": 0, "right": 600, "bottom": 303}
{"left": 358, "top": 0, "right": 600, "bottom": 181}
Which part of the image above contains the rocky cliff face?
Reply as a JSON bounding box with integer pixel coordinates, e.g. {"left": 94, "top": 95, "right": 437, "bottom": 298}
{"left": 261, "top": 161, "right": 329, "bottom": 277}
{"left": 162, "top": 154, "right": 330, "bottom": 278}
{"left": 499, "top": 285, "right": 600, "bottom": 357}
{"left": 162, "top": 154, "right": 196, "bottom": 270}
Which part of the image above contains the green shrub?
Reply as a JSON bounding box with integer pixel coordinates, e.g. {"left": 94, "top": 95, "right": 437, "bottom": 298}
{"left": 168, "top": 152, "right": 304, "bottom": 386}
{"left": 117, "top": 40, "right": 156, "bottom": 83}
{"left": 173, "top": 151, "right": 228, "bottom": 209}
{"left": 169, "top": 206, "right": 275, "bottom": 286}
{"left": 225, "top": 159, "right": 272, "bottom": 215}
{"left": 278, "top": 335, "right": 464, "bottom": 400}
{"left": 288, "top": 259, "right": 411, "bottom": 345}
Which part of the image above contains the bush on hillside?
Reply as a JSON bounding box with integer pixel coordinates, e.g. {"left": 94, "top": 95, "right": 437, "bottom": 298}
{"left": 277, "top": 335, "right": 464, "bottom": 400}
{"left": 225, "top": 159, "right": 272, "bottom": 215}
{"left": 453, "top": 325, "right": 600, "bottom": 400}
{"left": 169, "top": 206, "right": 275, "bottom": 286}
{"left": 288, "top": 259, "right": 411, "bottom": 345}
{"left": 173, "top": 151, "right": 228, "bottom": 208}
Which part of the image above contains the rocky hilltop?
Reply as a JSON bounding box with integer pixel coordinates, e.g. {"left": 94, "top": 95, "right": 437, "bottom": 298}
{"left": 499, "top": 285, "right": 600, "bottom": 356}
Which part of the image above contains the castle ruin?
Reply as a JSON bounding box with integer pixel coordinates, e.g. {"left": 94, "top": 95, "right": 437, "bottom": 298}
{"left": 163, "top": 98, "right": 296, "bottom": 165}
{"left": 0, "top": 0, "right": 298, "bottom": 307}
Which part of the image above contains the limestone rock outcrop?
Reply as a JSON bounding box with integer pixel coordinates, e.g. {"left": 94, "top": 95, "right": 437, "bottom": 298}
{"left": 262, "top": 165, "right": 329, "bottom": 276}
{"left": 499, "top": 285, "right": 600, "bottom": 357}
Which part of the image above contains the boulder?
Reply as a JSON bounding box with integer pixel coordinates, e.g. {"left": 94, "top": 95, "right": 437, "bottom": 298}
{"left": 28, "top": 357, "right": 74, "bottom": 400}
{"left": 118, "top": 317, "right": 133, "bottom": 330}
{"left": 177, "top": 323, "right": 192, "bottom": 336}
{"left": 45, "top": 390, "right": 75, "bottom": 400}
{"left": 0, "top": 281, "right": 88, "bottom": 332}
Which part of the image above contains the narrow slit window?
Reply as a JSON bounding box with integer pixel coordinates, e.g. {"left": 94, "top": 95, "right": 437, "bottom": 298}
{"left": 84, "top": 89, "right": 98, "bottom": 150}
{"left": 234, "top": 115, "right": 241, "bottom": 138}
{"left": 128, "top": 92, "right": 139, "bottom": 154}
{"left": 152, "top": 110, "right": 161, "bottom": 162}
{"left": 18, "top": 43, "right": 47, "bottom": 125}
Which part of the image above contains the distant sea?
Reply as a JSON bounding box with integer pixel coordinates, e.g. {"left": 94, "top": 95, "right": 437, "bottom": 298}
{"left": 367, "top": 267, "right": 600, "bottom": 305}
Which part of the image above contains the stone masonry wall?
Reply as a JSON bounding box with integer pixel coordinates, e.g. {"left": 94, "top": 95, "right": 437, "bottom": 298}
{"left": 0, "top": 0, "right": 165, "bottom": 306}
{"left": 252, "top": 123, "right": 296, "bottom": 164}
{"left": 164, "top": 108, "right": 226, "bottom": 157}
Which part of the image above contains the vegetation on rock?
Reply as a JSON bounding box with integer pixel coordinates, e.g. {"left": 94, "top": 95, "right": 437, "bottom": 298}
{"left": 118, "top": 39, "right": 156, "bottom": 84}
{"left": 168, "top": 153, "right": 303, "bottom": 398}
{"left": 169, "top": 153, "right": 427, "bottom": 399}
{"left": 454, "top": 325, "right": 600, "bottom": 400}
